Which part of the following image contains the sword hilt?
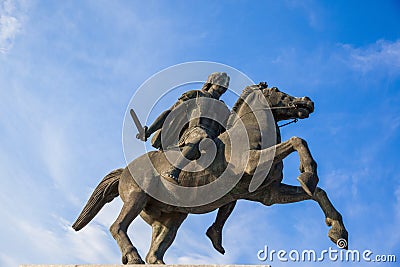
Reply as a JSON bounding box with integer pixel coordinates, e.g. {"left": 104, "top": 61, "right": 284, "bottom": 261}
{"left": 136, "top": 126, "right": 148, "bottom": 141}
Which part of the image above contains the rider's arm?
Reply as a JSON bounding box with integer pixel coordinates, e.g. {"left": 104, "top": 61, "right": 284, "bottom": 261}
{"left": 146, "top": 109, "right": 171, "bottom": 138}
{"left": 146, "top": 90, "right": 198, "bottom": 138}
{"left": 146, "top": 96, "right": 187, "bottom": 137}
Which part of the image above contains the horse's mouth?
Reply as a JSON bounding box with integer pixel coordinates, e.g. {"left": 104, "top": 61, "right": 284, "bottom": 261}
{"left": 294, "top": 101, "right": 314, "bottom": 119}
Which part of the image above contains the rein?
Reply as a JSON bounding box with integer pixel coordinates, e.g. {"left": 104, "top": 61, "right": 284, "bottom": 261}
{"left": 230, "top": 104, "right": 299, "bottom": 129}
{"left": 278, "top": 118, "right": 298, "bottom": 128}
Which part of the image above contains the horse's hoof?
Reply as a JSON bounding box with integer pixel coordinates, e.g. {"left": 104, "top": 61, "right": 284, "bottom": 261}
{"left": 326, "top": 218, "right": 348, "bottom": 250}
{"left": 329, "top": 229, "right": 348, "bottom": 250}
{"left": 122, "top": 254, "right": 145, "bottom": 265}
{"left": 206, "top": 226, "right": 225, "bottom": 254}
{"left": 146, "top": 254, "right": 165, "bottom": 264}
{"left": 122, "top": 255, "right": 128, "bottom": 265}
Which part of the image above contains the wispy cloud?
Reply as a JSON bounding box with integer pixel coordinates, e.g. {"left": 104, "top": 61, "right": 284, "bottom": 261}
{"left": 341, "top": 39, "right": 400, "bottom": 74}
{"left": 0, "top": 0, "right": 28, "bottom": 53}
{"left": 16, "top": 215, "right": 121, "bottom": 264}
{"left": 285, "top": 0, "right": 324, "bottom": 30}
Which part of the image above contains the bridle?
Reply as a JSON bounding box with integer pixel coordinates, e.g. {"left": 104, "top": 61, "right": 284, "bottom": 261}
{"left": 278, "top": 118, "right": 298, "bottom": 128}
{"left": 230, "top": 103, "right": 300, "bottom": 128}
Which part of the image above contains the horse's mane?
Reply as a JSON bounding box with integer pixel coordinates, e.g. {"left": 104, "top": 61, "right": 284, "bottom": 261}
{"left": 226, "top": 85, "right": 261, "bottom": 129}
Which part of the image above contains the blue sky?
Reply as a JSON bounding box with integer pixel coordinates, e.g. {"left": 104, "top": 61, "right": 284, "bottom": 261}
{"left": 1, "top": 0, "right": 399, "bottom": 266}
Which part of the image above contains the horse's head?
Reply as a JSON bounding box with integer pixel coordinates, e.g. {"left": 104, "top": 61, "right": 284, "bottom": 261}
{"left": 263, "top": 87, "right": 314, "bottom": 122}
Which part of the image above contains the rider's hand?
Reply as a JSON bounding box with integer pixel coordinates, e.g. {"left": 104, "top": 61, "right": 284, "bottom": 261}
{"left": 136, "top": 126, "right": 148, "bottom": 141}
{"left": 144, "top": 126, "right": 149, "bottom": 139}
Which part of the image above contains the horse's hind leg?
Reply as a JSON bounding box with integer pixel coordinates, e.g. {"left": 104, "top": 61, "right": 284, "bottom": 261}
{"left": 264, "top": 183, "right": 348, "bottom": 248}
{"left": 145, "top": 212, "right": 187, "bottom": 264}
{"left": 109, "top": 175, "right": 148, "bottom": 264}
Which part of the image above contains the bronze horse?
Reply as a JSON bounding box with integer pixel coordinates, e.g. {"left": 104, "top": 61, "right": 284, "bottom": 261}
{"left": 72, "top": 86, "right": 348, "bottom": 264}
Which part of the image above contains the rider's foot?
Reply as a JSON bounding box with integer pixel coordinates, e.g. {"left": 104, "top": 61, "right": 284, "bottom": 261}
{"left": 206, "top": 224, "right": 225, "bottom": 254}
{"left": 161, "top": 167, "right": 180, "bottom": 185}
{"left": 297, "top": 172, "right": 319, "bottom": 196}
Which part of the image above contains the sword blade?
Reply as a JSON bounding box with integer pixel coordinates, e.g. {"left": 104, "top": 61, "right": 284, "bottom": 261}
{"left": 130, "top": 109, "right": 145, "bottom": 139}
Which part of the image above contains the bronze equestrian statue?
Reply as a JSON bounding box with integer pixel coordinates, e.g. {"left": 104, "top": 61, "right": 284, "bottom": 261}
{"left": 72, "top": 83, "right": 348, "bottom": 265}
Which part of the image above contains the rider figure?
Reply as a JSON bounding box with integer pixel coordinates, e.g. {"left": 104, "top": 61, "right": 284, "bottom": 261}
{"left": 139, "top": 72, "right": 230, "bottom": 184}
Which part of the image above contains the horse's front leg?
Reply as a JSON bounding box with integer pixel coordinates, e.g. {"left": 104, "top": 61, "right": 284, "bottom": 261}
{"left": 252, "top": 182, "right": 348, "bottom": 248}
{"left": 313, "top": 187, "right": 348, "bottom": 248}
{"left": 272, "top": 137, "right": 319, "bottom": 196}
{"left": 248, "top": 137, "right": 319, "bottom": 196}
{"left": 247, "top": 137, "right": 318, "bottom": 195}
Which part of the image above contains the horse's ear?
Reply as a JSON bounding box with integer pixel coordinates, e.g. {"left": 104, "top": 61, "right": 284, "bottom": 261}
{"left": 258, "top": 82, "right": 268, "bottom": 89}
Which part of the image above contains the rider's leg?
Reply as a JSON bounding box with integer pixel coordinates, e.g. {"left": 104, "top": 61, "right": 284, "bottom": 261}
{"left": 162, "top": 128, "right": 206, "bottom": 183}
{"left": 162, "top": 144, "right": 200, "bottom": 183}
{"left": 206, "top": 201, "right": 236, "bottom": 254}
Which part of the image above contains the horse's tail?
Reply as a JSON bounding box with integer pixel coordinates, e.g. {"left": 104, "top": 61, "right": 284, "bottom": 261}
{"left": 72, "top": 168, "right": 124, "bottom": 231}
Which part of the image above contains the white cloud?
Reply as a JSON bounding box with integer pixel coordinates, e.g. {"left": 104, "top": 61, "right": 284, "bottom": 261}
{"left": 321, "top": 170, "right": 351, "bottom": 198}
{"left": 0, "top": 14, "right": 20, "bottom": 51}
{"left": 0, "top": 0, "right": 28, "bottom": 53}
{"left": 14, "top": 216, "right": 120, "bottom": 264}
{"left": 341, "top": 39, "right": 400, "bottom": 74}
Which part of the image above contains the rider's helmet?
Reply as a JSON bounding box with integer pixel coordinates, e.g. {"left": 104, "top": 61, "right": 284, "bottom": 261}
{"left": 206, "top": 72, "right": 230, "bottom": 95}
